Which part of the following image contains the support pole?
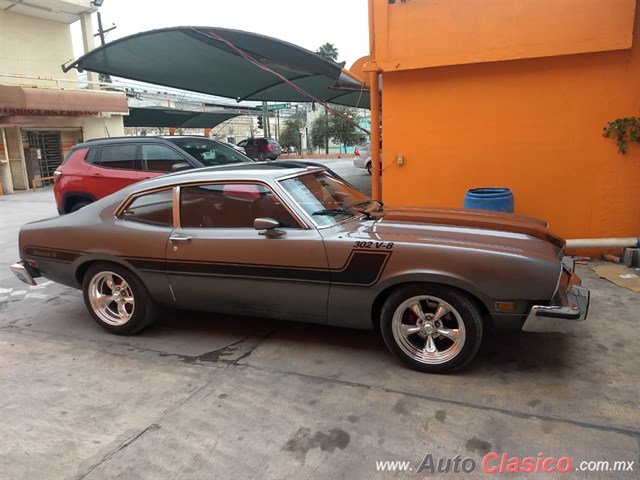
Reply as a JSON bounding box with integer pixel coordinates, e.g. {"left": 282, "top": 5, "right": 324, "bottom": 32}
{"left": 368, "top": 0, "right": 381, "bottom": 201}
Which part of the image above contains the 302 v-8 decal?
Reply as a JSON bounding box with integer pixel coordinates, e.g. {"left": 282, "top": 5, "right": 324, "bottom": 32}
{"left": 353, "top": 241, "right": 394, "bottom": 250}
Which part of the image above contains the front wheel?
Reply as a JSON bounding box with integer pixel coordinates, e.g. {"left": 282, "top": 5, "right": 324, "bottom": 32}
{"left": 380, "top": 284, "right": 483, "bottom": 373}
{"left": 366, "top": 162, "right": 372, "bottom": 175}
{"left": 82, "top": 262, "right": 157, "bottom": 334}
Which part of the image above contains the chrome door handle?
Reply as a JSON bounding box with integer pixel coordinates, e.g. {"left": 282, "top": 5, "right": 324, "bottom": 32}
{"left": 169, "top": 235, "right": 191, "bottom": 242}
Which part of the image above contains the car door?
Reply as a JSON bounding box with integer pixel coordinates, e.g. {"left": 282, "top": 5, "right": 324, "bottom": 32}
{"left": 239, "top": 139, "right": 256, "bottom": 159}
{"left": 140, "top": 143, "right": 192, "bottom": 179}
{"left": 166, "top": 181, "right": 330, "bottom": 322}
{"left": 85, "top": 143, "right": 142, "bottom": 199}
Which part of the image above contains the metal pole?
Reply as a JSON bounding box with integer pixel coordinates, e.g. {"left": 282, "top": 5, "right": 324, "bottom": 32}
{"left": 368, "top": 0, "right": 381, "bottom": 201}
{"left": 261, "top": 101, "right": 269, "bottom": 137}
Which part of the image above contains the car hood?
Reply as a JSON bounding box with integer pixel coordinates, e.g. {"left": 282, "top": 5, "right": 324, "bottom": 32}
{"left": 365, "top": 206, "right": 565, "bottom": 256}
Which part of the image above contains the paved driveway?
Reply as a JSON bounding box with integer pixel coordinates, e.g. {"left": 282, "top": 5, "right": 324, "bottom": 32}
{"left": 1, "top": 162, "right": 638, "bottom": 479}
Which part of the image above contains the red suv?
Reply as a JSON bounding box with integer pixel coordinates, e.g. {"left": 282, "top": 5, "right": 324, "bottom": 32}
{"left": 237, "top": 137, "right": 282, "bottom": 161}
{"left": 54, "top": 136, "right": 252, "bottom": 214}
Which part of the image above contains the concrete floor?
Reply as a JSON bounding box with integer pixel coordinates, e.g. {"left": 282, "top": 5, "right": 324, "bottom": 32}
{"left": 1, "top": 160, "right": 638, "bottom": 479}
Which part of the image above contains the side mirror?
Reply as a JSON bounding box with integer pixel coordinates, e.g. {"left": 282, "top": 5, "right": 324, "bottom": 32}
{"left": 171, "top": 162, "right": 192, "bottom": 172}
{"left": 254, "top": 217, "right": 284, "bottom": 237}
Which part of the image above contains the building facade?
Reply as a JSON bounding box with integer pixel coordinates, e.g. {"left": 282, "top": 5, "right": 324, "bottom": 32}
{"left": 370, "top": 0, "right": 639, "bottom": 241}
{"left": 0, "top": 0, "right": 127, "bottom": 194}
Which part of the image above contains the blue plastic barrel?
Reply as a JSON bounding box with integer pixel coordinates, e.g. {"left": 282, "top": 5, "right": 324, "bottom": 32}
{"left": 464, "top": 188, "right": 514, "bottom": 213}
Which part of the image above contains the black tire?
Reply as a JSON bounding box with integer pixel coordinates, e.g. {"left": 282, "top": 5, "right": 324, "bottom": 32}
{"left": 366, "top": 162, "right": 372, "bottom": 175}
{"left": 380, "top": 283, "right": 483, "bottom": 373}
{"left": 70, "top": 200, "right": 91, "bottom": 213}
{"left": 82, "top": 262, "right": 157, "bottom": 335}
{"left": 257, "top": 151, "right": 267, "bottom": 161}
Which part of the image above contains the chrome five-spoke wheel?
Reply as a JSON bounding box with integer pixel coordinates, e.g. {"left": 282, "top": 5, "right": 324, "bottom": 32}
{"left": 82, "top": 262, "right": 157, "bottom": 334}
{"left": 392, "top": 295, "right": 466, "bottom": 364}
{"left": 380, "top": 284, "right": 483, "bottom": 373}
{"left": 88, "top": 271, "right": 135, "bottom": 326}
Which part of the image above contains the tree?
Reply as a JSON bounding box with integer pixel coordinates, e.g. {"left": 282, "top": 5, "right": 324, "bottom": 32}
{"left": 310, "top": 106, "right": 361, "bottom": 154}
{"left": 328, "top": 106, "right": 360, "bottom": 152}
{"left": 279, "top": 119, "right": 302, "bottom": 153}
{"left": 310, "top": 115, "right": 330, "bottom": 152}
{"left": 316, "top": 42, "right": 339, "bottom": 61}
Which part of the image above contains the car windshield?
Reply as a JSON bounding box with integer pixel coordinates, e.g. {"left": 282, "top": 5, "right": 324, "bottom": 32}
{"left": 166, "top": 138, "right": 253, "bottom": 166}
{"left": 279, "top": 170, "right": 375, "bottom": 227}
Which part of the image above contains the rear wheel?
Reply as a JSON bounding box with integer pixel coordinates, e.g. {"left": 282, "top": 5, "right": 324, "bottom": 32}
{"left": 257, "top": 151, "right": 267, "bottom": 161}
{"left": 82, "top": 262, "right": 157, "bottom": 334}
{"left": 69, "top": 199, "right": 91, "bottom": 213}
{"left": 366, "top": 162, "right": 372, "bottom": 175}
{"left": 380, "top": 284, "right": 483, "bottom": 373}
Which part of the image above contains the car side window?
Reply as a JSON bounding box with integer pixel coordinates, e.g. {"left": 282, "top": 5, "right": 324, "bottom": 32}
{"left": 142, "top": 144, "right": 189, "bottom": 173}
{"left": 95, "top": 144, "right": 140, "bottom": 170}
{"left": 180, "top": 183, "right": 299, "bottom": 229}
{"left": 119, "top": 189, "right": 173, "bottom": 227}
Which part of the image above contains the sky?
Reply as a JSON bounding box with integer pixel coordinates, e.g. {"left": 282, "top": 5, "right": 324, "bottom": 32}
{"left": 71, "top": 0, "right": 370, "bottom": 69}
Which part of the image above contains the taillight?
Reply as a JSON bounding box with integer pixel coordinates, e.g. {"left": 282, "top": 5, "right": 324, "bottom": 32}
{"left": 355, "top": 147, "right": 360, "bottom": 156}
{"left": 53, "top": 170, "right": 62, "bottom": 183}
{"left": 266, "top": 143, "right": 273, "bottom": 152}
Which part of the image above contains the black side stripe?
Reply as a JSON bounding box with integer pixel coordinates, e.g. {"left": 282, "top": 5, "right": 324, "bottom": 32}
{"left": 24, "top": 246, "right": 392, "bottom": 286}
{"left": 24, "top": 246, "right": 81, "bottom": 263}
{"left": 127, "top": 250, "right": 392, "bottom": 286}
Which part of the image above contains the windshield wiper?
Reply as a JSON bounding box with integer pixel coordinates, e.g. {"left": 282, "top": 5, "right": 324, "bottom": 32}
{"left": 351, "top": 199, "right": 384, "bottom": 210}
{"left": 312, "top": 209, "right": 354, "bottom": 217}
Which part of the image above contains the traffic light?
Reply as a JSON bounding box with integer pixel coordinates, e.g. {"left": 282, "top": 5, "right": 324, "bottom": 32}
{"left": 257, "top": 115, "right": 263, "bottom": 129}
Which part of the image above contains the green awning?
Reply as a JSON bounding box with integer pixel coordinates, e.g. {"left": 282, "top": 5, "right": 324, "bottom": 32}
{"left": 65, "top": 27, "right": 369, "bottom": 108}
{"left": 124, "top": 107, "right": 239, "bottom": 128}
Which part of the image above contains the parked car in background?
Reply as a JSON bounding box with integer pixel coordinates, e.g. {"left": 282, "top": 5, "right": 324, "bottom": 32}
{"left": 223, "top": 141, "right": 246, "bottom": 154}
{"left": 353, "top": 141, "right": 373, "bottom": 175}
{"left": 14, "top": 162, "right": 589, "bottom": 374}
{"left": 237, "top": 137, "right": 282, "bottom": 161}
{"left": 53, "top": 136, "right": 253, "bottom": 214}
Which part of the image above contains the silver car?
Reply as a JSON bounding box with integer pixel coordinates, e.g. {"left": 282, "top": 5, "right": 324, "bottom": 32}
{"left": 11, "top": 162, "right": 589, "bottom": 373}
{"left": 353, "top": 142, "right": 378, "bottom": 175}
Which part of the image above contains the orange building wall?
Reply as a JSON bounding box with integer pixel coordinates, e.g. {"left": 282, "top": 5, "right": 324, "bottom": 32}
{"left": 374, "top": 0, "right": 636, "bottom": 71}
{"left": 378, "top": 2, "right": 640, "bottom": 240}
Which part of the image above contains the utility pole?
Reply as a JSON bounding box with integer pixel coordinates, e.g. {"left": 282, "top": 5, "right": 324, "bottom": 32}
{"left": 94, "top": 12, "right": 116, "bottom": 83}
{"left": 261, "top": 101, "right": 269, "bottom": 137}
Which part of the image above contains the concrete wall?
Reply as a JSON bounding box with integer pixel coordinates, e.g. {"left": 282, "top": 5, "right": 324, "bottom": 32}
{"left": 373, "top": 0, "right": 640, "bottom": 241}
{"left": 0, "top": 10, "right": 78, "bottom": 87}
{"left": 82, "top": 116, "right": 126, "bottom": 140}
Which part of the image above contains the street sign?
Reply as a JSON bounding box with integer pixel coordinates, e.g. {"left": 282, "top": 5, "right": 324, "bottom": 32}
{"left": 267, "top": 103, "right": 291, "bottom": 111}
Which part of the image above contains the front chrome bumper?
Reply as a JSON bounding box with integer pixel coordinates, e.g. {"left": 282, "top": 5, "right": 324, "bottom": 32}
{"left": 522, "top": 268, "right": 590, "bottom": 333}
{"left": 11, "top": 261, "right": 38, "bottom": 286}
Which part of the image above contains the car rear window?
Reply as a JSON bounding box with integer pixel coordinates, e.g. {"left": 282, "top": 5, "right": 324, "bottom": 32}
{"left": 96, "top": 144, "right": 140, "bottom": 170}
{"left": 61, "top": 147, "right": 89, "bottom": 166}
{"left": 119, "top": 189, "right": 173, "bottom": 226}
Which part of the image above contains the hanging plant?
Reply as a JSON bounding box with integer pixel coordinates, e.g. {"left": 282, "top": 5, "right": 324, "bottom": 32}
{"left": 603, "top": 116, "right": 640, "bottom": 154}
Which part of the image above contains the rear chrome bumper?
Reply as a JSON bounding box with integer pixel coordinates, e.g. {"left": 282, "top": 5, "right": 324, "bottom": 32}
{"left": 522, "top": 269, "right": 590, "bottom": 333}
{"left": 11, "top": 261, "right": 38, "bottom": 286}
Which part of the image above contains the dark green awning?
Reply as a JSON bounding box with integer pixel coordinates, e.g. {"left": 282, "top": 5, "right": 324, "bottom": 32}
{"left": 124, "top": 107, "right": 239, "bottom": 128}
{"left": 65, "top": 27, "right": 369, "bottom": 108}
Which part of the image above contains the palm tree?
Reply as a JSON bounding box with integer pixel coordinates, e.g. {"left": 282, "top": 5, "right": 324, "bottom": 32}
{"left": 316, "top": 43, "right": 339, "bottom": 61}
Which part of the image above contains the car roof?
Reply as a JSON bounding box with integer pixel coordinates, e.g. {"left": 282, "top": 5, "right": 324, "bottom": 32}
{"left": 127, "top": 161, "right": 325, "bottom": 190}
{"left": 72, "top": 135, "right": 216, "bottom": 148}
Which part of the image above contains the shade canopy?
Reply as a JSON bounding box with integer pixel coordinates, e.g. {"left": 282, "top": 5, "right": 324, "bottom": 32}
{"left": 124, "top": 107, "right": 239, "bottom": 128}
{"left": 65, "top": 27, "right": 370, "bottom": 109}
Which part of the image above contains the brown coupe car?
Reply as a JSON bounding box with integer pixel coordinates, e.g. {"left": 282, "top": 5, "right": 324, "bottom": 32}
{"left": 12, "top": 162, "right": 589, "bottom": 373}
